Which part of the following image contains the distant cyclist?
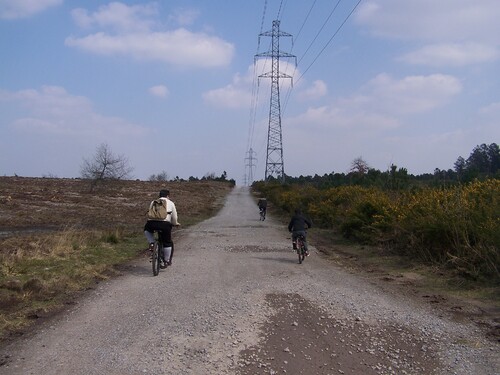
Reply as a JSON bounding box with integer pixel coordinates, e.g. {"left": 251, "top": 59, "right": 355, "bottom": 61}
{"left": 288, "top": 209, "right": 312, "bottom": 255}
{"left": 258, "top": 198, "right": 267, "bottom": 220}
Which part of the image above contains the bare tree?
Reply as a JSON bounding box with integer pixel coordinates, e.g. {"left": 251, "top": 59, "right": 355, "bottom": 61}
{"left": 149, "top": 170, "right": 169, "bottom": 182}
{"left": 81, "top": 143, "right": 133, "bottom": 191}
{"left": 350, "top": 156, "right": 370, "bottom": 176}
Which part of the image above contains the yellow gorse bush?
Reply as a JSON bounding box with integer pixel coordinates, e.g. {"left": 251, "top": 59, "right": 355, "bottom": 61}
{"left": 395, "top": 180, "right": 499, "bottom": 245}
{"left": 256, "top": 179, "right": 499, "bottom": 279}
{"left": 391, "top": 180, "right": 499, "bottom": 277}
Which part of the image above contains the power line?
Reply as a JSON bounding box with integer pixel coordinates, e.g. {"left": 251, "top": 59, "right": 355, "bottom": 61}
{"left": 298, "top": 0, "right": 342, "bottom": 66}
{"left": 281, "top": 0, "right": 318, "bottom": 94}
{"left": 277, "top": 0, "right": 287, "bottom": 21}
{"left": 257, "top": 0, "right": 268, "bottom": 51}
{"left": 296, "top": 0, "right": 364, "bottom": 86}
{"left": 282, "top": 0, "right": 364, "bottom": 114}
{"left": 283, "top": 0, "right": 342, "bottom": 111}
{"left": 282, "top": 0, "right": 323, "bottom": 112}
{"left": 245, "top": 0, "right": 269, "bottom": 182}
{"left": 293, "top": 0, "right": 318, "bottom": 48}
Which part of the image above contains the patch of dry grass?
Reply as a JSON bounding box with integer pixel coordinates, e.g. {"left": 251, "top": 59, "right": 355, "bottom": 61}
{"left": 0, "top": 177, "right": 234, "bottom": 340}
{"left": 0, "top": 229, "right": 140, "bottom": 336}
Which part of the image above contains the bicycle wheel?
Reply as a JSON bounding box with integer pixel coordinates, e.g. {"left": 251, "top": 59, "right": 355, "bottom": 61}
{"left": 297, "top": 239, "right": 303, "bottom": 264}
{"left": 298, "top": 238, "right": 306, "bottom": 264}
{"left": 152, "top": 241, "right": 161, "bottom": 276}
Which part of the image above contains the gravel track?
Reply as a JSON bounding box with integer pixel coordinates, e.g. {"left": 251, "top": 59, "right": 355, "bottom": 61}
{"left": 0, "top": 187, "right": 498, "bottom": 374}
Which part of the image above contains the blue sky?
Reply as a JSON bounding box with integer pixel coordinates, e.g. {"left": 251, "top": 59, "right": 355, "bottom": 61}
{"left": 1, "top": 0, "right": 499, "bottom": 184}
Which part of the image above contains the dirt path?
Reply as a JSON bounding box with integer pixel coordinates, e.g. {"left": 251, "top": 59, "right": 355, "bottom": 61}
{"left": 0, "top": 187, "right": 498, "bottom": 374}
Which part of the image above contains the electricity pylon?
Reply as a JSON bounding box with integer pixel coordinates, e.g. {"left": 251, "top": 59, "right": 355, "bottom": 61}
{"left": 244, "top": 148, "right": 257, "bottom": 186}
{"left": 255, "top": 20, "right": 296, "bottom": 183}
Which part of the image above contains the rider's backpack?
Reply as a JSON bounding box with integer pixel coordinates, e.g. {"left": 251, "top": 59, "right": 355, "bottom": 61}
{"left": 147, "top": 198, "right": 167, "bottom": 220}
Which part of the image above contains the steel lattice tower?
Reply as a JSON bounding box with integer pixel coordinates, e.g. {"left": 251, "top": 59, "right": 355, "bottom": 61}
{"left": 244, "top": 148, "right": 257, "bottom": 186}
{"left": 256, "top": 20, "right": 296, "bottom": 183}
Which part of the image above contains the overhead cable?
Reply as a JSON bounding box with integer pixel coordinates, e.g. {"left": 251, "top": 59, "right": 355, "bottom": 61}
{"left": 296, "top": 0, "right": 363, "bottom": 86}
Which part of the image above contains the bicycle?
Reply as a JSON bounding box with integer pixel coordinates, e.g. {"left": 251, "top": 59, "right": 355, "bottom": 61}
{"left": 151, "top": 230, "right": 167, "bottom": 276}
{"left": 259, "top": 207, "right": 266, "bottom": 221}
{"left": 296, "top": 235, "right": 307, "bottom": 264}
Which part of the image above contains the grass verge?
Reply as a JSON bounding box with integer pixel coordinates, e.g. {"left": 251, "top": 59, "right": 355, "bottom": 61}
{"left": 0, "top": 229, "right": 146, "bottom": 339}
{"left": 313, "top": 227, "right": 500, "bottom": 304}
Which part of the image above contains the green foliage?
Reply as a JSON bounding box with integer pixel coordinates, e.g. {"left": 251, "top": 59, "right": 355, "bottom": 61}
{"left": 279, "top": 143, "right": 499, "bottom": 190}
{"left": 187, "top": 171, "right": 236, "bottom": 186}
{"left": 253, "top": 179, "right": 499, "bottom": 282}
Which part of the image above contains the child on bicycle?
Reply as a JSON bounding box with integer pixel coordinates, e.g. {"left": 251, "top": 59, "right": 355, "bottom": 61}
{"left": 258, "top": 198, "right": 267, "bottom": 219}
{"left": 288, "top": 209, "right": 312, "bottom": 255}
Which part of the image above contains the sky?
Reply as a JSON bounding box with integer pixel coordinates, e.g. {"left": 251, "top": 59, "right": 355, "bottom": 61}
{"left": 1, "top": 0, "right": 499, "bottom": 185}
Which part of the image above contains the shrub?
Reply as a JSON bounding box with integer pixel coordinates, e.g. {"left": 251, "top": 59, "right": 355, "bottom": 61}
{"left": 391, "top": 181, "right": 499, "bottom": 274}
{"left": 254, "top": 179, "right": 499, "bottom": 280}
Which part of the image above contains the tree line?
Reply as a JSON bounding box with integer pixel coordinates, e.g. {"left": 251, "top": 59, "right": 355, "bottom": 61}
{"left": 277, "top": 143, "right": 499, "bottom": 190}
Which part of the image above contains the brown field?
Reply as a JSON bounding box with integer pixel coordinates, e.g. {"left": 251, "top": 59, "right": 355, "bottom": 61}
{"left": 0, "top": 176, "right": 233, "bottom": 235}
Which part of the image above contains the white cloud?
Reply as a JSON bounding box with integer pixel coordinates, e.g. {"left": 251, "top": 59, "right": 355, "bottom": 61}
{"left": 363, "top": 73, "right": 462, "bottom": 114}
{"left": 1, "top": 86, "right": 147, "bottom": 137}
{"left": 71, "top": 3, "right": 158, "bottom": 32}
{"left": 65, "top": 29, "right": 234, "bottom": 68}
{"left": 296, "top": 80, "right": 328, "bottom": 101}
{"left": 399, "top": 43, "right": 499, "bottom": 67}
{"left": 67, "top": 3, "right": 234, "bottom": 68}
{"left": 203, "top": 60, "right": 300, "bottom": 109}
{"left": 168, "top": 7, "right": 200, "bottom": 26}
{"left": 148, "top": 85, "right": 169, "bottom": 98}
{"left": 287, "top": 73, "right": 462, "bottom": 133}
{"left": 288, "top": 104, "right": 399, "bottom": 133}
{"left": 356, "top": 1, "right": 500, "bottom": 68}
{"left": 202, "top": 65, "right": 257, "bottom": 109}
{"left": 67, "top": 1, "right": 234, "bottom": 70}
{"left": 356, "top": 0, "right": 500, "bottom": 43}
{"left": 279, "top": 72, "right": 472, "bottom": 176}
{"left": 0, "top": 0, "right": 62, "bottom": 19}
{"left": 479, "top": 101, "right": 500, "bottom": 116}
{"left": 203, "top": 84, "right": 252, "bottom": 109}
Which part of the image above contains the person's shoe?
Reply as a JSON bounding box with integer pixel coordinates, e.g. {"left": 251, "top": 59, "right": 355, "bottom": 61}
{"left": 160, "top": 263, "right": 167, "bottom": 269}
{"left": 166, "top": 261, "right": 172, "bottom": 266}
{"left": 305, "top": 251, "right": 310, "bottom": 257}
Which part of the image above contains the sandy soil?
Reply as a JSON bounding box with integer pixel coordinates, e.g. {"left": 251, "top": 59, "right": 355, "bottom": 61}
{"left": 0, "top": 186, "right": 498, "bottom": 374}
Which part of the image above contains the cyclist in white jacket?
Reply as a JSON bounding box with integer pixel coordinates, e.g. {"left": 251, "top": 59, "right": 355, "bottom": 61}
{"left": 144, "top": 189, "right": 180, "bottom": 267}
